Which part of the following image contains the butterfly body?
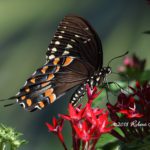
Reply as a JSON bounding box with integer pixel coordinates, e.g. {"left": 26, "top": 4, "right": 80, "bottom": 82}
{"left": 70, "top": 67, "right": 111, "bottom": 105}
{"left": 5, "top": 15, "right": 112, "bottom": 112}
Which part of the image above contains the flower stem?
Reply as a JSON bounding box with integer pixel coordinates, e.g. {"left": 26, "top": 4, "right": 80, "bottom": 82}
{"left": 71, "top": 125, "right": 78, "bottom": 150}
{"left": 58, "top": 137, "right": 68, "bottom": 150}
{"left": 91, "top": 139, "right": 98, "bottom": 150}
{"left": 82, "top": 141, "right": 86, "bottom": 150}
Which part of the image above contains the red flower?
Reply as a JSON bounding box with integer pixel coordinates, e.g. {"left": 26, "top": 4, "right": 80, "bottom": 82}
{"left": 46, "top": 118, "right": 67, "bottom": 150}
{"left": 86, "top": 84, "right": 103, "bottom": 104}
{"left": 73, "top": 120, "right": 94, "bottom": 141}
{"left": 118, "top": 103, "right": 143, "bottom": 119}
{"left": 59, "top": 104, "right": 85, "bottom": 122}
{"left": 46, "top": 117, "right": 64, "bottom": 141}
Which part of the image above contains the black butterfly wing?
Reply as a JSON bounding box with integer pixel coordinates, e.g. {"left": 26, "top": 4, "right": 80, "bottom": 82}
{"left": 46, "top": 15, "right": 103, "bottom": 70}
{"left": 16, "top": 15, "right": 103, "bottom": 111}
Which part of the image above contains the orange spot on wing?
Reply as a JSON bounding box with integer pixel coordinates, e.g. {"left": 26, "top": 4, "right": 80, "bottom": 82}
{"left": 53, "top": 58, "right": 60, "bottom": 65}
{"left": 41, "top": 82, "right": 49, "bottom": 87}
{"left": 38, "top": 101, "right": 45, "bottom": 108}
{"left": 30, "top": 78, "right": 36, "bottom": 83}
{"left": 21, "top": 96, "right": 26, "bottom": 100}
{"left": 26, "top": 99, "right": 32, "bottom": 106}
{"left": 41, "top": 66, "right": 48, "bottom": 74}
{"left": 63, "top": 56, "right": 73, "bottom": 66}
{"left": 55, "top": 66, "right": 60, "bottom": 73}
{"left": 45, "top": 88, "right": 54, "bottom": 97}
{"left": 25, "top": 88, "right": 30, "bottom": 92}
{"left": 49, "top": 93, "right": 56, "bottom": 103}
{"left": 47, "top": 74, "right": 54, "bottom": 80}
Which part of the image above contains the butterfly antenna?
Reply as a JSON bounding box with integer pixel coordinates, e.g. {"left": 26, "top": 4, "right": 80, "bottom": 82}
{"left": 108, "top": 51, "right": 129, "bottom": 67}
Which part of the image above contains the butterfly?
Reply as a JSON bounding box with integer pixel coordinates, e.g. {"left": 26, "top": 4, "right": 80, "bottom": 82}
{"left": 2, "top": 15, "right": 113, "bottom": 112}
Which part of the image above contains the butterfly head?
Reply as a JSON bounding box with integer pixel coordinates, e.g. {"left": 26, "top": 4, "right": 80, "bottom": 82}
{"left": 102, "top": 67, "right": 112, "bottom": 75}
{"left": 91, "top": 67, "right": 112, "bottom": 87}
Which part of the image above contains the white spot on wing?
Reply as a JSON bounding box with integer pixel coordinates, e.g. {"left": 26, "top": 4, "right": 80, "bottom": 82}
{"left": 71, "top": 39, "right": 75, "bottom": 42}
{"left": 16, "top": 92, "right": 20, "bottom": 96}
{"left": 24, "top": 81, "right": 27, "bottom": 86}
{"left": 60, "top": 31, "right": 65, "bottom": 33}
{"left": 62, "top": 50, "right": 69, "bottom": 55}
{"left": 66, "top": 44, "right": 73, "bottom": 48}
{"left": 75, "top": 94, "right": 78, "bottom": 97}
{"left": 58, "top": 36, "right": 63, "bottom": 39}
{"left": 32, "top": 71, "right": 36, "bottom": 76}
{"left": 75, "top": 35, "right": 80, "bottom": 38}
{"left": 20, "top": 102, "right": 25, "bottom": 108}
{"left": 51, "top": 47, "right": 57, "bottom": 52}
{"left": 49, "top": 55, "right": 55, "bottom": 60}
{"left": 35, "top": 105, "right": 42, "bottom": 110}
{"left": 55, "top": 41, "right": 60, "bottom": 45}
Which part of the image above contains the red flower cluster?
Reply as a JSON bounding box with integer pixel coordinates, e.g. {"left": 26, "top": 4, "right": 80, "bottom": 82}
{"left": 107, "top": 92, "right": 143, "bottom": 119}
{"left": 107, "top": 81, "right": 150, "bottom": 142}
{"left": 46, "top": 85, "right": 113, "bottom": 150}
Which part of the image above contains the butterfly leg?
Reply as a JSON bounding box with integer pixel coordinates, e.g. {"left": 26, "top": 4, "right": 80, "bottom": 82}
{"left": 70, "top": 84, "right": 86, "bottom": 106}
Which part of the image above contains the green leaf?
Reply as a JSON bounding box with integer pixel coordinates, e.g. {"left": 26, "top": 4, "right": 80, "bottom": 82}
{"left": 96, "top": 127, "right": 126, "bottom": 150}
{"left": 0, "top": 124, "right": 27, "bottom": 150}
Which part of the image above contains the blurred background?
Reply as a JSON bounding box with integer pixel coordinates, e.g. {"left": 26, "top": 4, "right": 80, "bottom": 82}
{"left": 0, "top": 0, "right": 150, "bottom": 149}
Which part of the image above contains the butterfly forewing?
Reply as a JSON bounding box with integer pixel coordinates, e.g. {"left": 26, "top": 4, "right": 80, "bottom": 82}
{"left": 46, "top": 16, "right": 103, "bottom": 69}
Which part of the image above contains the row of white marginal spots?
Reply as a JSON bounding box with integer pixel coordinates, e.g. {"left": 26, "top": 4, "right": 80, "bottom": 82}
{"left": 47, "top": 26, "right": 91, "bottom": 60}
